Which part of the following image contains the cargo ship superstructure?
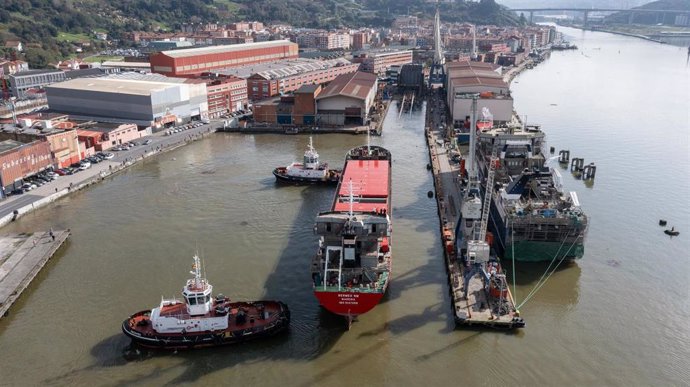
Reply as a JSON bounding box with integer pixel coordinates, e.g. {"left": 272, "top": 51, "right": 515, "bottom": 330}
{"left": 311, "top": 145, "right": 392, "bottom": 328}
{"left": 474, "top": 124, "right": 588, "bottom": 262}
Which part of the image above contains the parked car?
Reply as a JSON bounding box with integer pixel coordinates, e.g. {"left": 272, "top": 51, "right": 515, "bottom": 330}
{"left": 10, "top": 188, "right": 25, "bottom": 195}
{"left": 143, "top": 139, "right": 152, "bottom": 145}
{"left": 103, "top": 153, "right": 114, "bottom": 159}
{"left": 55, "top": 169, "right": 67, "bottom": 176}
{"left": 21, "top": 183, "right": 36, "bottom": 191}
{"left": 27, "top": 178, "right": 43, "bottom": 186}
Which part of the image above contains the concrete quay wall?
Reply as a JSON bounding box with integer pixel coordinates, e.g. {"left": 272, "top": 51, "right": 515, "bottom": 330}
{"left": 0, "top": 230, "right": 70, "bottom": 318}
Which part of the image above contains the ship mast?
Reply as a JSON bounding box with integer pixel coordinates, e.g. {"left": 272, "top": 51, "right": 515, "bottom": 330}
{"left": 366, "top": 127, "right": 371, "bottom": 155}
{"left": 468, "top": 95, "right": 478, "bottom": 181}
{"left": 190, "top": 253, "right": 203, "bottom": 289}
{"left": 347, "top": 179, "right": 355, "bottom": 218}
{"left": 471, "top": 24, "right": 477, "bottom": 61}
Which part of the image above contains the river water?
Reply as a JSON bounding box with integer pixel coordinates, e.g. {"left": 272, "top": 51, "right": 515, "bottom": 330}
{"left": 0, "top": 27, "right": 688, "bottom": 386}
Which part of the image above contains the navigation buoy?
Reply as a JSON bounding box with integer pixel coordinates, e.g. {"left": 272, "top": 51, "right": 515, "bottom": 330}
{"left": 550, "top": 146, "right": 555, "bottom": 154}
{"left": 659, "top": 220, "right": 667, "bottom": 226}
{"left": 427, "top": 191, "right": 434, "bottom": 198}
{"left": 664, "top": 227, "right": 680, "bottom": 236}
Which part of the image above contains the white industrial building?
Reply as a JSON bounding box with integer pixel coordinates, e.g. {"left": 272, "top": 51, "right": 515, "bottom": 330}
{"left": 45, "top": 73, "right": 208, "bottom": 128}
{"left": 446, "top": 61, "right": 513, "bottom": 125}
{"left": 316, "top": 71, "right": 378, "bottom": 126}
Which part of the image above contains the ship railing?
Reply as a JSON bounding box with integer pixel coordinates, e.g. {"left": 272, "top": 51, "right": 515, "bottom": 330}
{"left": 508, "top": 215, "right": 583, "bottom": 226}
{"left": 318, "top": 285, "right": 382, "bottom": 293}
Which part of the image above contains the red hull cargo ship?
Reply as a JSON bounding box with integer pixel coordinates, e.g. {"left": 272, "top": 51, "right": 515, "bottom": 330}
{"left": 311, "top": 145, "right": 392, "bottom": 328}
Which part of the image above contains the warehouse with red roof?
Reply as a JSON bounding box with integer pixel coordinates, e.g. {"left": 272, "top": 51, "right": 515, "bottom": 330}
{"left": 149, "top": 40, "right": 299, "bottom": 77}
{"left": 316, "top": 71, "right": 378, "bottom": 126}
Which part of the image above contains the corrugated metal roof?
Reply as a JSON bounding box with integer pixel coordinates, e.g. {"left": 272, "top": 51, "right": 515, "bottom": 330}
{"left": 160, "top": 40, "right": 295, "bottom": 58}
{"left": 46, "top": 77, "right": 181, "bottom": 96}
{"left": 295, "top": 84, "right": 320, "bottom": 93}
{"left": 316, "top": 72, "right": 377, "bottom": 101}
{"left": 215, "top": 57, "right": 352, "bottom": 80}
{"left": 451, "top": 77, "right": 509, "bottom": 88}
{"left": 100, "top": 61, "right": 151, "bottom": 69}
{"left": 447, "top": 61, "right": 507, "bottom": 89}
{"left": 446, "top": 60, "right": 499, "bottom": 70}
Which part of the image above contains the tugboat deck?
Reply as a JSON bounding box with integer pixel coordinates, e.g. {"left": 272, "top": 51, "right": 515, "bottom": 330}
{"left": 126, "top": 300, "right": 286, "bottom": 336}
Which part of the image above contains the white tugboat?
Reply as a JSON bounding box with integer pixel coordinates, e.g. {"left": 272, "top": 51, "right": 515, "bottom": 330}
{"left": 122, "top": 253, "right": 290, "bottom": 350}
{"left": 273, "top": 137, "right": 342, "bottom": 185}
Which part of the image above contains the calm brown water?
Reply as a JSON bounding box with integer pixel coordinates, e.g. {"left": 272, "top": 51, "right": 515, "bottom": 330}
{"left": 0, "top": 27, "right": 688, "bottom": 386}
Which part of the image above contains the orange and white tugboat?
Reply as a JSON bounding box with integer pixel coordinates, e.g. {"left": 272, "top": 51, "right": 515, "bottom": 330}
{"left": 273, "top": 137, "right": 342, "bottom": 185}
{"left": 122, "top": 254, "right": 290, "bottom": 350}
{"left": 311, "top": 144, "right": 392, "bottom": 328}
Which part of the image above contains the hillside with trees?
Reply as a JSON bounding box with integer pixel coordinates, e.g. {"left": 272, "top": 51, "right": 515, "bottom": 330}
{"left": 0, "top": 0, "right": 521, "bottom": 68}
{"left": 605, "top": 0, "right": 690, "bottom": 24}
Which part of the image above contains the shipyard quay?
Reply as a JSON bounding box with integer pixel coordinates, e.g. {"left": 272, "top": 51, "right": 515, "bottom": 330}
{"left": 0, "top": 23, "right": 688, "bottom": 387}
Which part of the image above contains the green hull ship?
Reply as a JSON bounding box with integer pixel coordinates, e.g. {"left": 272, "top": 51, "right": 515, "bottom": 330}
{"left": 504, "top": 240, "right": 585, "bottom": 262}
{"left": 476, "top": 124, "right": 589, "bottom": 263}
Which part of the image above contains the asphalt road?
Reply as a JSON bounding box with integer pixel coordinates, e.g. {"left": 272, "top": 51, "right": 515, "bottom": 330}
{"left": 0, "top": 121, "right": 218, "bottom": 220}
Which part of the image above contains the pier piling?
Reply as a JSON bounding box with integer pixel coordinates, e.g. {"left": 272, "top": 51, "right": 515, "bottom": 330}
{"left": 582, "top": 163, "right": 597, "bottom": 180}
{"left": 570, "top": 157, "right": 585, "bottom": 173}
{"left": 559, "top": 150, "right": 570, "bottom": 163}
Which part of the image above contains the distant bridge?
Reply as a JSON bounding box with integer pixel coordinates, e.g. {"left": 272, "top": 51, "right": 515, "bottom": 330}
{"left": 508, "top": 7, "right": 690, "bottom": 25}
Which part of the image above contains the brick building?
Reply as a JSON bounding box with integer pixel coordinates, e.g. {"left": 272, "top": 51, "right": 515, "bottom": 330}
{"left": 203, "top": 75, "right": 248, "bottom": 118}
{"left": 0, "top": 124, "right": 81, "bottom": 169}
{"left": 217, "top": 58, "right": 359, "bottom": 101}
{"left": 76, "top": 122, "right": 141, "bottom": 152}
{"left": 0, "top": 139, "right": 53, "bottom": 195}
{"left": 352, "top": 32, "right": 370, "bottom": 50}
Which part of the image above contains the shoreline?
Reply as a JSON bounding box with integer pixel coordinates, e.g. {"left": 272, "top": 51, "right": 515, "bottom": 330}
{"left": 0, "top": 126, "right": 216, "bottom": 229}
{"left": 565, "top": 24, "right": 666, "bottom": 44}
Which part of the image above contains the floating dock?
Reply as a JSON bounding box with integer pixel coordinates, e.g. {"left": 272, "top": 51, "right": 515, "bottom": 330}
{"left": 0, "top": 230, "right": 70, "bottom": 318}
{"left": 426, "top": 92, "right": 523, "bottom": 329}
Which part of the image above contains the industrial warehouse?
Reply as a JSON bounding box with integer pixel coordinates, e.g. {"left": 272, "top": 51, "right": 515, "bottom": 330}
{"left": 45, "top": 74, "right": 209, "bottom": 127}
{"left": 445, "top": 60, "right": 513, "bottom": 125}
{"left": 149, "top": 40, "right": 299, "bottom": 77}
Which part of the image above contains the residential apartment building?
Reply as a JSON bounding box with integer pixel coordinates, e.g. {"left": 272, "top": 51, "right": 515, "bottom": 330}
{"left": 9, "top": 69, "right": 66, "bottom": 98}
{"left": 352, "top": 50, "right": 413, "bottom": 75}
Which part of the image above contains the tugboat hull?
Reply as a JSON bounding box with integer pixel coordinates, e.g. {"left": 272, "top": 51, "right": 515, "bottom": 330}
{"left": 122, "top": 301, "right": 290, "bottom": 350}
{"left": 273, "top": 168, "right": 340, "bottom": 185}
